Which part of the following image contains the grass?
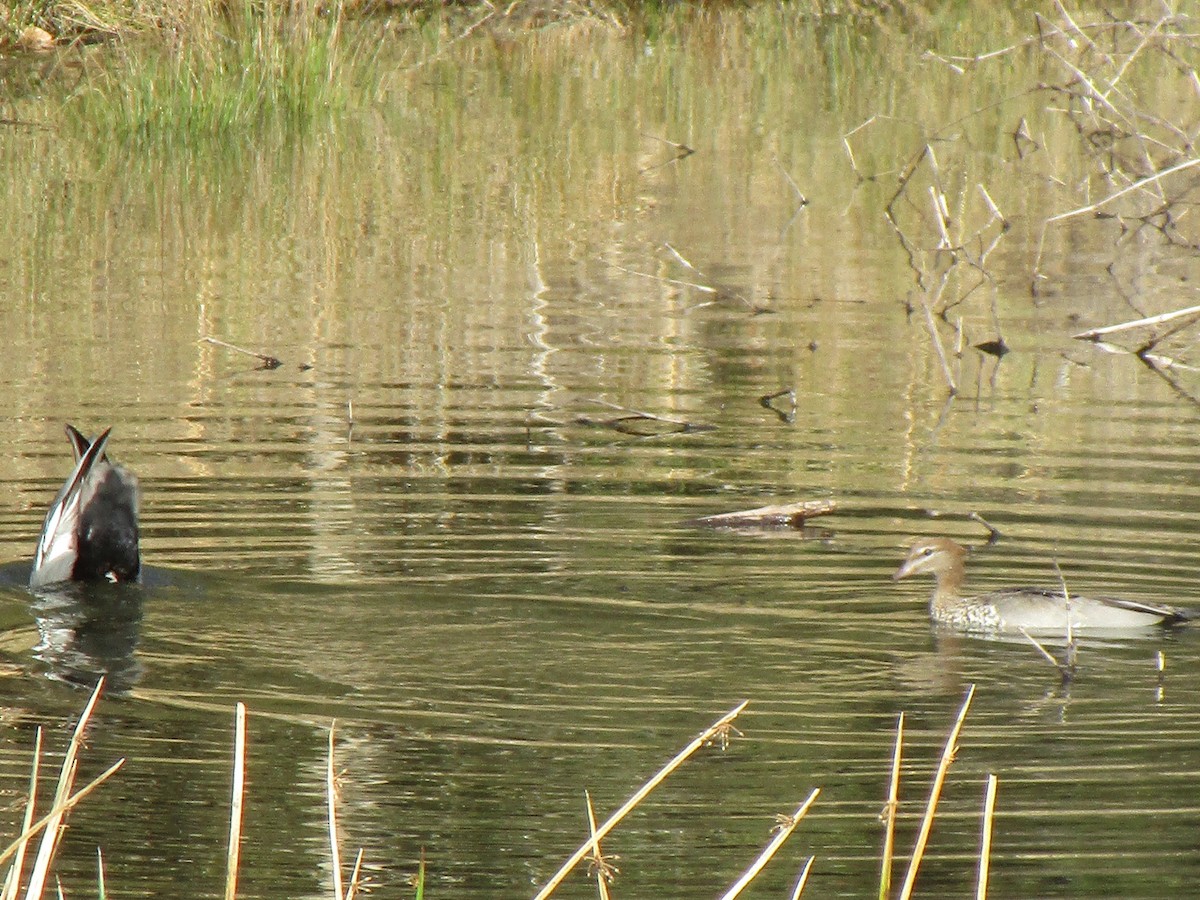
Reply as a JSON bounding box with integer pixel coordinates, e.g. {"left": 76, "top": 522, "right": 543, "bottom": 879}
{"left": 64, "top": 0, "right": 380, "bottom": 153}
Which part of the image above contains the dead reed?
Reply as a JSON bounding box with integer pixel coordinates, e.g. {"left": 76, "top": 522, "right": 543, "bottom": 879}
{"left": 0, "top": 680, "right": 124, "bottom": 900}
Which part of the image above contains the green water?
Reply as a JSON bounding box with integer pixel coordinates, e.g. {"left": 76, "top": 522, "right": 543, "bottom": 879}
{"left": 1, "top": 4, "right": 1200, "bottom": 897}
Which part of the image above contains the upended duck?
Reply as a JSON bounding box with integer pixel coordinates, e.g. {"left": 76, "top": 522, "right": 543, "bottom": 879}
{"left": 893, "top": 537, "right": 1195, "bottom": 633}
{"left": 30, "top": 425, "right": 140, "bottom": 589}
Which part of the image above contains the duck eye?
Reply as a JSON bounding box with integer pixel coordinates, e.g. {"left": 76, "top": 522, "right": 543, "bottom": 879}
{"left": 921, "top": 547, "right": 934, "bottom": 557}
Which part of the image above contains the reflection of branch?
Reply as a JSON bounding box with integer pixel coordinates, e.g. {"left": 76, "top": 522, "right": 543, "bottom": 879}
{"left": 1135, "top": 353, "right": 1200, "bottom": 410}
{"left": 600, "top": 259, "right": 717, "bottom": 294}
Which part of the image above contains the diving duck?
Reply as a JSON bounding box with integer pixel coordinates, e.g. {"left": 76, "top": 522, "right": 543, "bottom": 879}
{"left": 893, "top": 537, "right": 1194, "bottom": 633}
{"left": 30, "top": 425, "right": 140, "bottom": 589}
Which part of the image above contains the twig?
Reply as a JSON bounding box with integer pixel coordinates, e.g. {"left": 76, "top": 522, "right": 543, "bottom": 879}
{"left": 878, "top": 712, "right": 904, "bottom": 900}
{"left": 773, "top": 157, "right": 809, "bottom": 206}
{"left": 600, "top": 258, "right": 718, "bottom": 294}
{"left": 533, "top": 700, "right": 750, "bottom": 899}
{"left": 898, "top": 684, "right": 975, "bottom": 900}
{"left": 976, "top": 774, "right": 999, "bottom": 900}
{"left": 1046, "top": 157, "right": 1200, "bottom": 224}
{"left": 718, "top": 789, "right": 821, "bottom": 900}
{"left": 224, "top": 703, "right": 247, "bottom": 900}
{"left": 1052, "top": 559, "right": 1078, "bottom": 674}
{"left": 968, "top": 512, "right": 1003, "bottom": 543}
{"left": 1018, "top": 627, "right": 1063, "bottom": 670}
{"left": 639, "top": 133, "right": 695, "bottom": 172}
{"left": 201, "top": 336, "right": 283, "bottom": 369}
{"left": 1071, "top": 303, "right": 1200, "bottom": 341}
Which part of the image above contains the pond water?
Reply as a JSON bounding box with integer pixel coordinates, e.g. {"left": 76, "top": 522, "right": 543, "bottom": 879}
{"left": 3, "top": 5, "right": 1200, "bottom": 898}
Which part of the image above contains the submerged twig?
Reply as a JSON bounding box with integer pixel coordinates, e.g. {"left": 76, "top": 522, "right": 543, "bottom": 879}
{"left": 689, "top": 499, "right": 837, "bottom": 529}
{"left": 718, "top": 789, "right": 820, "bottom": 900}
{"left": 968, "top": 512, "right": 1003, "bottom": 544}
{"left": 201, "top": 336, "right": 283, "bottom": 370}
{"left": 577, "top": 399, "right": 714, "bottom": 436}
{"left": 639, "top": 133, "right": 695, "bottom": 172}
{"left": 533, "top": 700, "right": 750, "bottom": 899}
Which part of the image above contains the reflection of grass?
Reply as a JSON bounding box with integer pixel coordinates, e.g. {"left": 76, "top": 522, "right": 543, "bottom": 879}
{"left": 69, "top": 0, "right": 378, "bottom": 151}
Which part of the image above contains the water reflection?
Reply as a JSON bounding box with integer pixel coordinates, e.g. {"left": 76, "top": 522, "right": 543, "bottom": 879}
{"left": 29, "top": 581, "right": 143, "bottom": 693}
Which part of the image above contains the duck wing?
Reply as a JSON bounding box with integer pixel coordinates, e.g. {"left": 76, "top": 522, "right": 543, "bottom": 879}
{"left": 988, "top": 586, "right": 1194, "bottom": 630}
{"left": 31, "top": 428, "right": 112, "bottom": 588}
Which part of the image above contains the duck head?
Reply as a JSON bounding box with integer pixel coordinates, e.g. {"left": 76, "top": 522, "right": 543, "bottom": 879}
{"left": 30, "top": 425, "right": 141, "bottom": 589}
{"left": 893, "top": 537, "right": 968, "bottom": 581}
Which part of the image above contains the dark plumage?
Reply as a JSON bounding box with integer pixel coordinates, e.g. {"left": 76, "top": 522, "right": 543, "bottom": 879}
{"left": 30, "top": 425, "right": 140, "bottom": 589}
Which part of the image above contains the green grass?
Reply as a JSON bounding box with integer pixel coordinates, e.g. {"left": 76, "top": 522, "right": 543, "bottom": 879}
{"left": 67, "top": 0, "right": 380, "bottom": 152}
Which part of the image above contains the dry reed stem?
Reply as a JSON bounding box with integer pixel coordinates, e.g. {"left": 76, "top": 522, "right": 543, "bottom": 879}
{"left": 976, "top": 774, "right": 998, "bottom": 900}
{"left": 897, "top": 684, "right": 976, "bottom": 900}
{"left": 878, "top": 712, "right": 904, "bottom": 900}
{"left": 1017, "top": 627, "right": 1063, "bottom": 672}
{"left": 23, "top": 680, "right": 107, "bottom": 900}
{"left": 789, "top": 856, "right": 815, "bottom": 899}
{"left": 224, "top": 702, "right": 247, "bottom": 900}
{"left": 0, "top": 760, "right": 125, "bottom": 880}
{"left": 345, "top": 849, "right": 365, "bottom": 900}
{"left": 532, "top": 700, "right": 750, "bottom": 900}
{"left": 718, "top": 789, "right": 820, "bottom": 900}
{"left": 1, "top": 729, "right": 42, "bottom": 900}
{"left": 327, "top": 722, "right": 344, "bottom": 900}
{"left": 584, "top": 792, "right": 612, "bottom": 900}
{"left": 96, "top": 848, "right": 105, "bottom": 898}
{"left": 1052, "top": 561, "right": 1078, "bottom": 674}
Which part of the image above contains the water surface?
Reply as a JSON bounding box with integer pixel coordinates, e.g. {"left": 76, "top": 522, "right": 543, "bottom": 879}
{"left": 2, "top": 5, "right": 1200, "bottom": 898}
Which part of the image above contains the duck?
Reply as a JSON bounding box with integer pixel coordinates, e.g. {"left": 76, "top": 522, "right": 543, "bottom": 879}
{"left": 30, "top": 425, "right": 140, "bottom": 589}
{"left": 893, "top": 537, "right": 1195, "bottom": 633}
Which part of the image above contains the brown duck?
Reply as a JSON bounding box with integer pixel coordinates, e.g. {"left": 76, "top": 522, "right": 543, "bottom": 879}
{"left": 893, "top": 538, "right": 1195, "bottom": 633}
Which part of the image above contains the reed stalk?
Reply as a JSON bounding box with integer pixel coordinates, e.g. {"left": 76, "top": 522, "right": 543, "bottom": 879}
{"left": 718, "top": 789, "right": 820, "bottom": 900}
{"left": 976, "top": 774, "right": 998, "bottom": 900}
{"left": 789, "top": 856, "right": 815, "bottom": 900}
{"left": 584, "top": 791, "right": 612, "bottom": 900}
{"left": 897, "top": 684, "right": 975, "bottom": 900}
{"left": 533, "top": 700, "right": 749, "bottom": 899}
{"left": 878, "top": 711, "right": 904, "bottom": 900}
{"left": 328, "top": 722, "right": 344, "bottom": 900}
{"left": 0, "top": 729, "right": 41, "bottom": 900}
{"left": 224, "top": 702, "right": 247, "bottom": 900}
